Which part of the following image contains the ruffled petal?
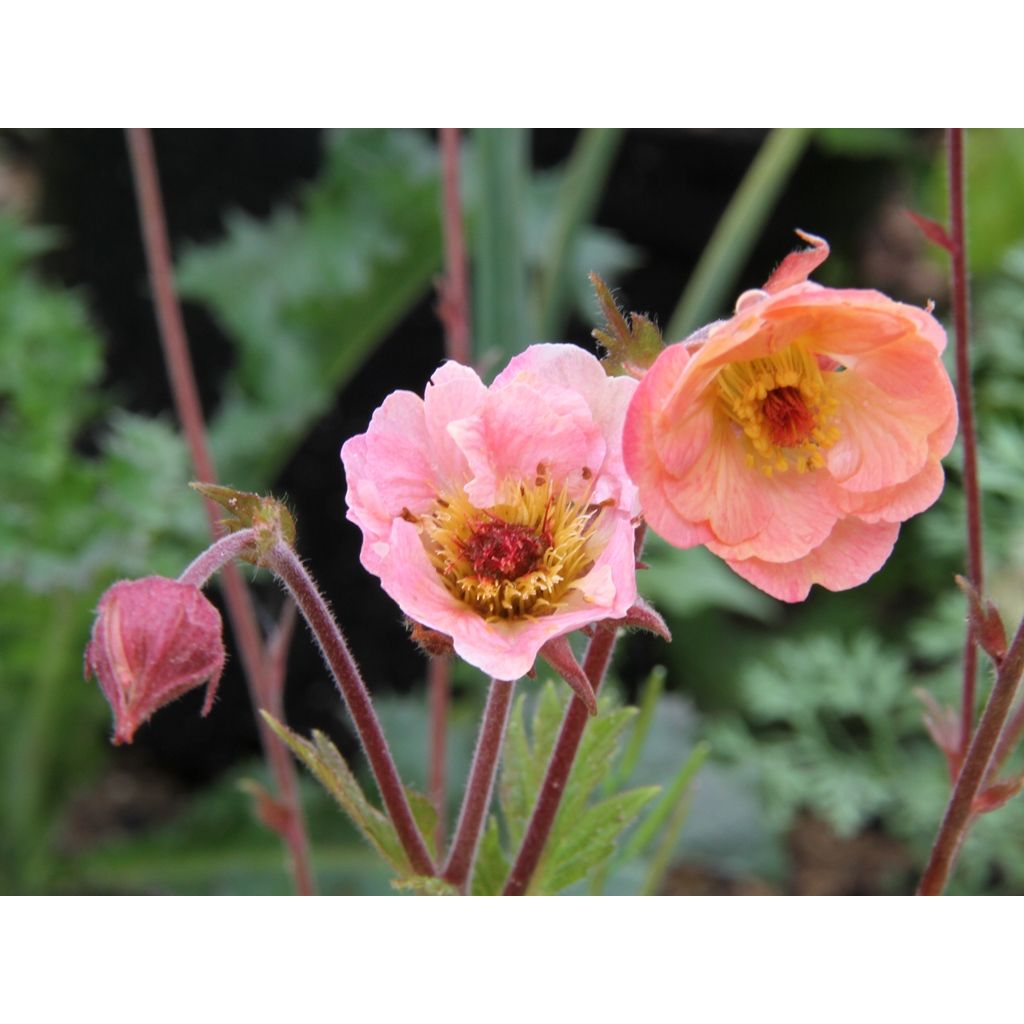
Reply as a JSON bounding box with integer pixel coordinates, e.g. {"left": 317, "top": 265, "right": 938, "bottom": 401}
{"left": 726, "top": 518, "right": 900, "bottom": 602}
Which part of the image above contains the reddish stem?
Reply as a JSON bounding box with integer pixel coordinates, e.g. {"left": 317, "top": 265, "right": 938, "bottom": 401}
{"left": 441, "top": 678, "right": 516, "bottom": 892}
{"left": 426, "top": 128, "right": 471, "bottom": 847}
{"left": 178, "top": 529, "right": 258, "bottom": 589}
{"left": 502, "top": 622, "right": 619, "bottom": 896}
{"left": 125, "top": 128, "right": 316, "bottom": 896}
{"left": 265, "top": 541, "right": 435, "bottom": 877}
{"left": 438, "top": 127, "right": 471, "bottom": 365}
{"left": 428, "top": 655, "right": 450, "bottom": 850}
{"left": 918, "top": 614, "right": 1024, "bottom": 894}
{"left": 948, "top": 128, "right": 984, "bottom": 757}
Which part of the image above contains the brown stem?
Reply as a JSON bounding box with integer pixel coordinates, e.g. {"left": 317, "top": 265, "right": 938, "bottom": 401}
{"left": 502, "top": 622, "right": 619, "bottom": 896}
{"left": 428, "top": 655, "right": 450, "bottom": 851}
{"left": 438, "top": 127, "right": 471, "bottom": 366}
{"left": 265, "top": 541, "right": 435, "bottom": 877}
{"left": 947, "top": 128, "right": 984, "bottom": 757}
{"left": 441, "top": 678, "right": 516, "bottom": 892}
{"left": 125, "top": 128, "right": 316, "bottom": 896}
{"left": 918, "top": 614, "right": 1024, "bottom": 894}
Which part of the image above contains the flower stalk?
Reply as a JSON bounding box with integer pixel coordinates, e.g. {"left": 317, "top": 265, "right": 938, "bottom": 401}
{"left": 441, "top": 678, "right": 516, "bottom": 892}
{"left": 918, "top": 613, "right": 1024, "bottom": 895}
{"left": 263, "top": 540, "right": 436, "bottom": 877}
{"left": 947, "top": 128, "right": 984, "bottom": 756}
{"left": 126, "top": 127, "right": 316, "bottom": 896}
{"left": 502, "top": 618, "right": 621, "bottom": 896}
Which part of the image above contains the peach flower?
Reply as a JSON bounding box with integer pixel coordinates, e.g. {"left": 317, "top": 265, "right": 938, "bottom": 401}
{"left": 341, "top": 344, "right": 640, "bottom": 680}
{"left": 623, "top": 232, "right": 957, "bottom": 602}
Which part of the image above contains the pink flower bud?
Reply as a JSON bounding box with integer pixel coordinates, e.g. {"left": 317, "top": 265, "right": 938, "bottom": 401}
{"left": 84, "top": 576, "right": 226, "bottom": 745}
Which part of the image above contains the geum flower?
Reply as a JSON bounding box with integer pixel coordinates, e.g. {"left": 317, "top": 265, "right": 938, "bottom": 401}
{"left": 624, "top": 232, "right": 958, "bottom": 602}
{"left": 341, "top": 344, "right": 650, "bottom": 693}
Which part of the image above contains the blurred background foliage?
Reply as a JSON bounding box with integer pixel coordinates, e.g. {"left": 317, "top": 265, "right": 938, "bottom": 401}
{"left": 1, "top": 128, "right": 1022, "bottom": 895}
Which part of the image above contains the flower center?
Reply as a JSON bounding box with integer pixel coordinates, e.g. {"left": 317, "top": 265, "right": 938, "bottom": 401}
{"left": 461, "top": 520, "right": 548, "bottom": 582}
{"left": 716, "top": 343, "right": 840, "bottom": 475}
{"left": 421, "top": 477, "right": 599, "bottom": 621}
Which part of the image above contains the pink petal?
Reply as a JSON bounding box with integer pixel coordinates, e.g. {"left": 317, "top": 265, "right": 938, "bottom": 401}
{"left": 423, "top": 361, "right": 488, "bottom": 490}
{"left": 449, "top": 380, "right": 604, "bottom": 509}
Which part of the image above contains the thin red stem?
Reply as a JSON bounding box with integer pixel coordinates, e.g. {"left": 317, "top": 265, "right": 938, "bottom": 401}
{"left": 441, "top": 678, "right": 516, "bottom": 892}
{"left": 126, "top": 128, "right": 316, "bottom": 896}
{"left": 918, "top": 613, "right": 1024, "bottom": 894}
{"left": 438, "top": 127, "right": 471, "bottom": 365}
{"left": 428, "top": 655, "right": 450, "bottom": 851}
{"left": 178, "top": 529, "right": 258, "bottom": 589}
{"left": 265, "top": 541, "right": 435, "bottom": 877}
{"left": 502, "top": 622, "right": 619, "bottom": 896}
{"left": 948, "top": 128, "right": 984, "bottom": 757}
{"left": 426, "top": 128, "right": 471, "bottom": 849}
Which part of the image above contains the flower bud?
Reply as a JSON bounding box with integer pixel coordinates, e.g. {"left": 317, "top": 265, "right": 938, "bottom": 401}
{"left": 84, "top": 576, "right": 226, "bottom": 745}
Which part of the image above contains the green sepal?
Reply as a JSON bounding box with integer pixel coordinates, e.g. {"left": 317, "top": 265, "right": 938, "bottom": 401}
{"left": 590, "top": 271, "right": 664, "bottom": 377}
{"left": 261, "top": 711, "right": 409, "bottom": 876}
{"left": 191, "top": 483, "right": 296, "bottom": 561}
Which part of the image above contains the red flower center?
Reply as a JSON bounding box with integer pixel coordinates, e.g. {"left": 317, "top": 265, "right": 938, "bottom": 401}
{"left": 761, "top": 386, "right": 816, "bottom": 448}
{"left": 461, "top": 520, "right": 548, "bottom": 581}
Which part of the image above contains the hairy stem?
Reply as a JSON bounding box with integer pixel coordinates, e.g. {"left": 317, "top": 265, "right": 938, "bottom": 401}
{"left": 126, "top": 127, "right": 316, "bottom": 896}
{"left": 264, "top": 540, "right": 435, "bottom": 877}
{"left": 428, "top": 655, "right": 450, "bottom": 851}
{"left": 502, "top": 622, "right": 619, "bottom": 896}
{"left": 178, "top": 529, "right": 258, "bottom": 589}
{"left": 438, "top": 127, "right": 471, "bottom": 365}
{"left": 946, "top": 128, "right": 984, "bottom": 756}
{"left": 442, "top": 678, "right": 516, "bottom": 892}
{"left": 918, "top": 614, "right": 1024, "bottom": 894}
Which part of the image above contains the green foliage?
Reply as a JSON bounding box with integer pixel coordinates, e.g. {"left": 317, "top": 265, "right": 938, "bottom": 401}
{"left": 262, "top": 714, "right": 409, "bottom": 875}
{"left": 923, "top": 130, "right": 1024, "bottom": 275}
{"left": 0, "top": 213, "right": 205, "bottom": 892}
{"left": 706, "top": 630, "right": 1024, "bottom": 893}
{"left": 178, "top": 129, "right": 445, "bottom": 486}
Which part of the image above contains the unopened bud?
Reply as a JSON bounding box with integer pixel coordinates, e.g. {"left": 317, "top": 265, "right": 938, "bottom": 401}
{"left": 84, "top": 576, "right": 226, "bottom": 745}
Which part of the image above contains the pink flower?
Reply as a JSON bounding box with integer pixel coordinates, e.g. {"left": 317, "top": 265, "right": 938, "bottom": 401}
{"left": 623, "top": 232, "right": 958, "bottom": 602}
{"left": 85, "top": 576, "right": 226, "bottom": 744}
{"left": 341, "top": 344, "right": 640, "bottom": 680}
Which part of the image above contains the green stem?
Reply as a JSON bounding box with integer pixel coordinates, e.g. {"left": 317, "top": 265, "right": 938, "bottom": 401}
{"left": 665, "top": 128, "right": 811, "bottom": 341}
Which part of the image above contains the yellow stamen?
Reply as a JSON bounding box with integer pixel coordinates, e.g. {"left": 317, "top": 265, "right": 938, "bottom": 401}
{"left": 421, "top": 480, "right": 600, "bottom": 622}
{"left": 716, "top": 343, "right": 840, "bottom": 473}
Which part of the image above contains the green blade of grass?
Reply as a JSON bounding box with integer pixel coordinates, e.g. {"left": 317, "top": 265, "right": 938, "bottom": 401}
{"left": 665, "top": 128, "right": 811, "bottom": 341}
{"left": 536, "top": 128, "right": 625, "bottom": 339}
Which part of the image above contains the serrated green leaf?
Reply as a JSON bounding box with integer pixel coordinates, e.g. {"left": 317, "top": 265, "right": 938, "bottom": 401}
{"left": 471, "top": 817, "right": 510, "bottom": 896}
{"left": 405, "top": 787, "right": 439, "bottom": 861}
{"left": 533, "top": 787, "right": 660, "bottom": 895}
{"left": 178, "top": 129, "right": 444, "bottom": 486}
{"left": 604, "top": 666, "right": 666, "bottom": 794}
{"left": 262, "top": 712, "right": 408, "bottom": 875}
{"left": 498, "top": 681, "right": 565, "bottom": 848}
{"left": 392, "top": 876, "right": 459, "bottom": 896}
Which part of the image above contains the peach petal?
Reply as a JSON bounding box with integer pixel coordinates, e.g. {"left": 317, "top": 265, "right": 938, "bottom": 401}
{"left": 826, "top": 371, "right": 933, "bottom": 492}
{"left": 726, "top": 519, "right": 901, "bottom": 603}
